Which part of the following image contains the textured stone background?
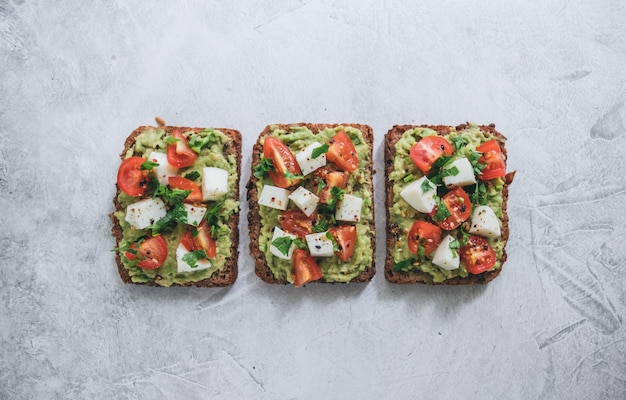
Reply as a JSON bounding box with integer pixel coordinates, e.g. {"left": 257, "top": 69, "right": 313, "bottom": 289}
{"left": 1, "top": 1, "right": 625, "bottom": 399}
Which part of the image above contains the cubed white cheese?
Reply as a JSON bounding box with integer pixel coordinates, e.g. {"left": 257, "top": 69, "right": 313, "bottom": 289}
{"left": 124, "top": 197, "right": 167, "bottom": 230}
{"left": 468, "top": 205, "right": 501, "bottom": 238}
{"left": 258, "top": 185, "right": 290, "bottom": 210}
{"left": 296, "top": 142, "right": 327, "bottom": 175}
{"left": 269, "top": 227, "right": 296, "bottom": 260}
{"left": 400, "top": 176, "right": 437, "bottom": 213}
{"left": 176, "top": 243, "right": 212, "bottom": 273}
{"left": 432, "top": 234, "right": 460, "bottom": 271}
{"left": 202, "top": 167, "right": 229, "bottom": 201}
{"left": 335, "top": 194, "right": 363, "bottom": 222}
{"left": 146, "top": 151, "right": 178, "bottom": 185}
{"left": 183, "top": 204, "right": 207, "bottom": 226}
{"left": 288, "top": 186, "right": 319, "bottom": 217}
{"left": 305, "top": 232, "right": 335, "bottom": 257}
{"left": 443, "top": 158, "right": 476, "bottom": 189}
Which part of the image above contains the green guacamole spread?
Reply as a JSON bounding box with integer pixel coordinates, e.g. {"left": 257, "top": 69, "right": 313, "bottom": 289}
{"left": 113, "top": 128, "right": 239, "bottom": 287}
{"left": 389, "top": 123, "right": 506, "bottom": 283}
{"left": 256, "top": 125, "right": 374, "bottom": 283}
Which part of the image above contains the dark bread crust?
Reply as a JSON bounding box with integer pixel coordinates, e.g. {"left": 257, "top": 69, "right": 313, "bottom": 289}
{"left": 384, "top": 123, "right": 514, "bottom": 285}
{"left": 110, "top": 125, "right": 241, "bottom": 287}
{"left": 247, "top": 123, "right": 376, "bottom": 285}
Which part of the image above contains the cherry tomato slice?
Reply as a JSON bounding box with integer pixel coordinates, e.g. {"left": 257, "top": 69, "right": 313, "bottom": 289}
{"left": 460, "top": 235, "right": 496, "bottom": 274}
{"left": 193, "top": 220, "right": 217, "bottom": 258}
{"left": 476, "top": 140, "right": 506, "bottom": 180}
{"left": 278, "top": 209, "right": 315, "bottom": 239}
{"left": 168, "top": 176, "right": 203, "bottom": 202}
{"left": 429, "top": 187, "right": 471, "bottom": 230}
{"left": 410, "top": 136, "right": 454, "bottom": 174}
{"left": 407, "top": 220, "right": 442, "bottom": 255}
{"left": 328, "top": 225, "right": 357, "bottom": 261}
{"left": 180, "top": 231, "right": 195, "bottom": 251}
{"left": 117, "top": 156, "right": 150, "bottom": 197}
{"left": 314, "top": 168, "right": 349, "bottom": 204}
{"left": 292, "top": 249, "right": 323, "bottom": 287}
{"left": 167, "top": 129, "right": 197, "bottom": 168}
{"left": 264, "top": 137, "right": 302, "bottom": 188}
{"left": 326, "top": 130, "right": 358, "bottom": 172}
{"left": 125, "top": 235, "right": 168, "bottom": 270}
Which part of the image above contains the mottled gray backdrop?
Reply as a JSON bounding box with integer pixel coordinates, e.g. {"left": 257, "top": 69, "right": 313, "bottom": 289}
{"left": 1, "top": 0, "right": 625, "bottom": 399}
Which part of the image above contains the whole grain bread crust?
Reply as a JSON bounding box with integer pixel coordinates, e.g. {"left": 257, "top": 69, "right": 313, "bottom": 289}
{"left": 247, "top": 123, "right": 376, "bottom": 285}
{"left": 110, "top": 125, "right": 241, "bottom": 287}
{"left": 384, "top": 123, "right": 515, "bottom": 285}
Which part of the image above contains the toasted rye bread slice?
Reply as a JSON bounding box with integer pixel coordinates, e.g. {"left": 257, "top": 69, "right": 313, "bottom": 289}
{"left": 247, "top": 123, "right": 376, "bottom": 285}
{"left": 384, "top": 123, "right": 515, "bottom": 285}
{"left": 110, "top": 125, "right": 241, "bottom": 287}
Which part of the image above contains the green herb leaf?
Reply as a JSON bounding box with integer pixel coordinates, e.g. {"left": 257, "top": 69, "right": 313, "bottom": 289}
{"left": 330, "top": 186, "right": 345, "bottom": 201}
{"left": 164, "top": 137, "right": 180, "bottom": 145}
{"left": 188, "top": 131, "right": 217, "bottom": 154}
{"left": 253, "top": 157, "right": 274, "bottom": 179}
{"left": 283, "top": 171, "right": 305, "bottom": 180}
{"left": 311, "top": 143, "right": 329, "bottom": 159}
{"left": 325, "top": 231, "right": 340, "bottom": 252}
{"left": 293, "top": 238, "right": 308, "bottom": 250}
{"left": 431, "top": 154, "right": 453, "bottom": 173}
{"left": 312, "top": 218, "right": 329, "bottom": 233}
{"left": 431, "top": 166, "right": 459, "bottom": 186}
{"left": 470, "top": 182, "right": 488, "bottom": 205}
{"left": 420, "top": 178, "right": 433, "bottom": 193}
{"left": 182, "top": 249, "right": 209, "bottom": 269}
{"left": 393, "top": 258, "right": 415, "bottom": 272}
{"left": 431, "top": 197, "right": 451, "bottom": 222}
{"left": 448, "top": 238, "right": 461, "bottom": 258}
{"left": 184, "top": 171, "right": 201, "bottom": 181}
{"left": 403, "top": 174, "right": 415, "bottom": 183}
{"left": 271, "top": 236, "right": 293, "bottom": 256}
{"left": 450, "top": 135, "right": 466, "bottom": 150}
{"left": 468, "top": 150, "right": 486, "bottom": 176}
{"left": 140, "top": 160, "right": 159, "bottom": 170}
{"left": 316, "top": 178, "right": 327, "bottom": 195}
{"left": 417, "top": 244, "right": 426, "bottom": 256}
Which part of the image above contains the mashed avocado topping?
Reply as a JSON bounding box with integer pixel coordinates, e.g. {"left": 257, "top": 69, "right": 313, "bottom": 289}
{"left": 389, "top": 124, "right": 506, "bottom": 282}
{"left": 255, "top": 125, "right": 374, "bottom": 283}
{"left": 113, "top": 127, "right": 239, "bottom": 287}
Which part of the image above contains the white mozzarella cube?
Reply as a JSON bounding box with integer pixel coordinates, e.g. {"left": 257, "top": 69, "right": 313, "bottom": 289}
{"left": 432, "top": 235, "right": 460, "bottom": 271}
{"left": 258, "top": 185, "right": 290, "bottom": 210}
{"left": 400, "top": 176, "right": 437, "bottom": 213}
{"left": 296, "top": 142, "right": 327, "bottom": 175}
{"left": 183, "top": 204, "right": 207, "bottom": 226}
{"left": 269, "top": 227, "right": 296, "bottom": 260}
{"left": 443, "top": 158, "right": 477, "bottom": 189}
{"left": 146, "top": 151, "right": 178, "bottom": 185}
{"left": 176, "top": 243, "right": 212, "bottom": 273}
{"left": 305, "top": 232, "right": 335, "bottom": 257}
{"left": 288, "top": 186, "right": 319, "bottom": 217}
{"left": 124, "top": 197, "right": 167, "bottom": 230}
{"left": 202, "top": 167, "right": 229, "bottom": 201}
{"left": 335, "top": 194, "right": 363, "bottom": 222}
{"left": 468, "top": 205, "right": 501, "bottom": 238}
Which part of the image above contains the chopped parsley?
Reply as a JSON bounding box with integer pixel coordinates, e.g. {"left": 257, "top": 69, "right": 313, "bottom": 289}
{"left": 393, "top": 258, "right": 415, "bottom": 272}
{"left": 140, "top": 160, "right": 159, "bottom": 170}
{"left": 420, "top": 178, "right": 433, "bottom": 193}
{"left": 164, "top": 137, "right": 180, "bottom": 145}
{"left": 253, "top": 157, "right": 274, "bottom": 178}
{"left": 187, "top": 130, "right": 217, "bottom": 154}
{"left": 468, "top": 150, "right": 486, "bottom": 176}
{"left": 431, "top": 166, "right": 459, "bottom": 186}
{"left": 271, "top": 236, "right": 293, "bottom": 256}
{"left": 311, "top": 143, "right": 329, "bottom": 159}
{"left": 312, "top": 218, "right": 329, "bottom": 233}
{"left": 450, "top": 135, "right": 466, "bottom": 150}
{"left": 184, "top": 171, "right": 201, "bottom": 181}
{"left": 283, "top": 171, "right": 305, "bottom": 180}
{"left": 182, "top": 249, "right": 209, "bottom": 269}
{"left": 325, "top": 231, "right": 340, "bottom": 252}
{"left": 431, "top": 197, "right": 451, "bottom": 222}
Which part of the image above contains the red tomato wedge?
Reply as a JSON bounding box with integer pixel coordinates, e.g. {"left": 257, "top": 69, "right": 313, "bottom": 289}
{"left": 167, "top": 129, "right": 197, "bottom": 168}
{"left": 328, "top": 225, "right": 357, "bottom": 261}
{"left": 429, "top": 187, "right": 471, "bottom": 230}
{"left": 279, "top": 209, "right": 315, "bottom": 239}
{"left": 180, "top": 231, "right": 196, "bottom": 251}
{"left": 117, "top": 156, "right": 150, "bottom": 197}
{"left": 407, "top": 220, "right": 442, "bottom": 255}
{"left": 326, "top": 130, "right": 358, "bottom": 172}
{"left": 125, "top": 235, "right": 168, "bottom": 270}
{"left": 314, "top": 168, "right": 349, "bottom": 204}
{"left": 193, "top": 220, "right": 217, "bottom": 258}
{"left": 292, "top": 249, "right": 323, "bottom": 287}
{"left": 460, "top": 235, "right": 496, "bottom": 274}
{"left": 476, "top": 140, "right": 506, "bottom": 180}
{"left": 168, "top": 176, "right": 203, "bottom": 202}
{"left": 264, "top": 137, "right": 302, "bottom": 188}
{"left": 410, "top": 136, "right": 454, "bottom": 174}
